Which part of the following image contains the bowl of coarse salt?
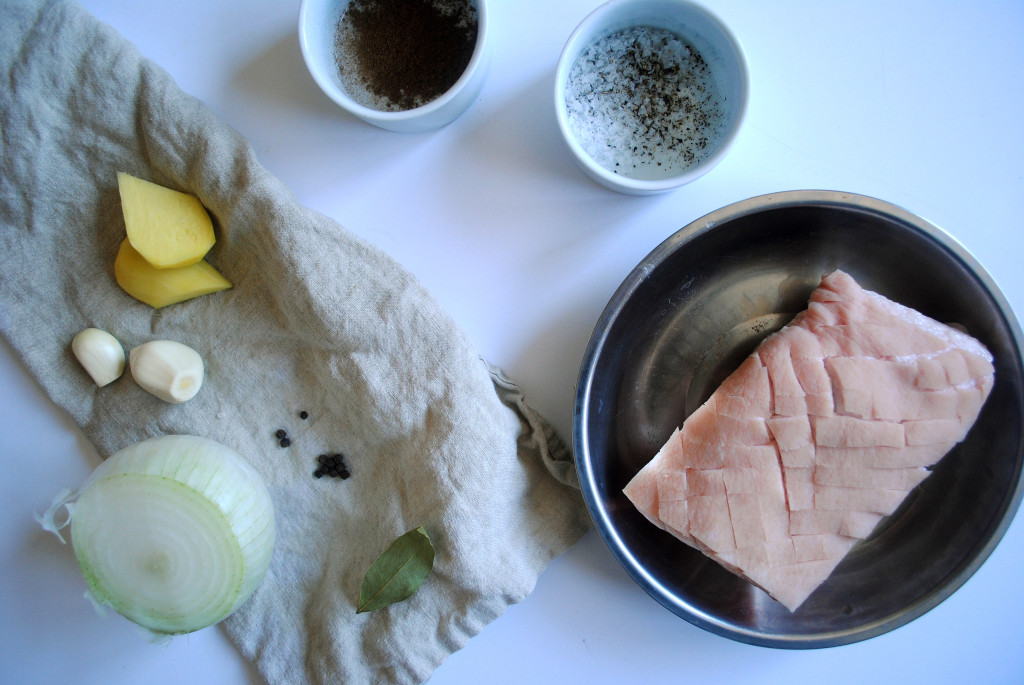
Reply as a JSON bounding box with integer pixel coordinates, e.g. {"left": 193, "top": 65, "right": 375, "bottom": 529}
{"left": 555, "top": 0, "right": 748, "bottom": 194}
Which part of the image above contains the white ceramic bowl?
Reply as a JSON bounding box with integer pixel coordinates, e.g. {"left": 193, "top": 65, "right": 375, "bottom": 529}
{"left": 555, "top": 0, "right": 748, "bottom": 194}
{"left": 299, "top": 0, "right": 490, "bottom": 133}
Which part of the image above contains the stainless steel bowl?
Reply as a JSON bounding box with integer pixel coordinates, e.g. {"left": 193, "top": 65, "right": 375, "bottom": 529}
{"left": 573, "top": 190, "right": 1024, "bottom": 647}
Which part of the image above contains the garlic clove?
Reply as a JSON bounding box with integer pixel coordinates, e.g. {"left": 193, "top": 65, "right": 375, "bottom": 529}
{"left": 129, "top": 340, "right": 204, "bottom": 403}
{"left": 72, "top": 328, "right": 126, "bottom": 387}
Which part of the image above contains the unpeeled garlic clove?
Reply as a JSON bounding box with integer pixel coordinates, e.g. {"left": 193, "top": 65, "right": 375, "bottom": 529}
{"left": 129, "top": 340, "right": 204, "bottom": 403}
{"left": 71, "top": 328, "right": 125, "bottom": 387}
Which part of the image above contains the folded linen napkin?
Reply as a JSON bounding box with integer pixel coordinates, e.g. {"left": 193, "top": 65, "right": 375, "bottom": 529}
{"left": 0, "top": 1, "right": 590, "bottom": 683}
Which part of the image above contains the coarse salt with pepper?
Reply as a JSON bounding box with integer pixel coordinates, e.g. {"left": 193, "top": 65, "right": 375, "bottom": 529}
{"left": 564, "top": 25, "right": 726, "bottom": 179}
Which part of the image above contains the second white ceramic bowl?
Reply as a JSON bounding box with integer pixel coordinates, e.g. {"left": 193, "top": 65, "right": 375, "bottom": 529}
{"left": 555, "top": 0, "right": 748, "bottom": 194}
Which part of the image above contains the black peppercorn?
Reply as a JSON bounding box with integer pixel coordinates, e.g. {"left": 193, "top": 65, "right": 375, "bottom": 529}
{"left": 311, "top": 452, "right": 351, "bottom": 480}
{"left": 275, "top": 429, "right": 287, "bottom": 439}
{"left": 280, "top": 437, "right": 291, "bottom": 447}
{"left": 299, "top": 411, "right": 309, "bottom": 420}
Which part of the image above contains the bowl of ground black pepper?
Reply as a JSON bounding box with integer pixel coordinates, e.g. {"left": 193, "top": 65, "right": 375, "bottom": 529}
{"left": 555, "top": 0, "right": 748, "bottom": 194}
{"left": 299, "top": 0, "right": 488, "bottom": 132}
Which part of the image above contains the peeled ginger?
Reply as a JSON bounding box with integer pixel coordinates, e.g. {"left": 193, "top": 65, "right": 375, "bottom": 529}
{"left": 118, "top": 172, "right": 216, "bottom": 269}
{"left": 114, "top": 239, "right": 231, "bottom": 309}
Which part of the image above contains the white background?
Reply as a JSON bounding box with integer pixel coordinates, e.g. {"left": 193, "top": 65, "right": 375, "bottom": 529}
{"left": 3, "top": 1, "right": 1023, "bottom": 683}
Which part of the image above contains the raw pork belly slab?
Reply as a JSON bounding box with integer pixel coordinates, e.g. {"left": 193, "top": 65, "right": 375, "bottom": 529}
{"left": 623, "top": 270, "right": 995, "bottom": 611}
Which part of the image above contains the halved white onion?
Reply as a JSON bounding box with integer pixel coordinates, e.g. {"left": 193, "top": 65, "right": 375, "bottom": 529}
{"left": 39, "top": 435, "right": 275, "bottom": 635}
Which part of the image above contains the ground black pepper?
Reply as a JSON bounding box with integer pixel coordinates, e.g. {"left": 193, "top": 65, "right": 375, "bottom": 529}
{"left": 334, "top": 0, "right": 478, "bottom": 112}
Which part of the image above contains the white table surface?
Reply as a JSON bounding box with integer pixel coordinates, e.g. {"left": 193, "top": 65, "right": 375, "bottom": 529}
{"left": 4, "top": 1, "right": 1023, "bottom": 683}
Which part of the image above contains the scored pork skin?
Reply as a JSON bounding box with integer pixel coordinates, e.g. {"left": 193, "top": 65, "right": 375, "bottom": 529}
{"left": 623, "top": 270, "right": 995, "bottom": 611}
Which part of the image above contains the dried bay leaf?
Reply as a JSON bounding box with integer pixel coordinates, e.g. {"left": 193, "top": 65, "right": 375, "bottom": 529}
{"left": 357, "top": 526, "right": 435, "bottom": 613}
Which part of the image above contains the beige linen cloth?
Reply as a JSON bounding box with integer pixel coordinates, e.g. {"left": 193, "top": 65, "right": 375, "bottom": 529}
{"left": 0, "top": 1, "right": 590, "bottom": 682}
